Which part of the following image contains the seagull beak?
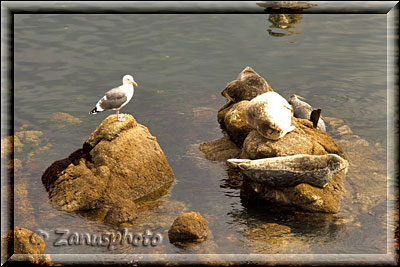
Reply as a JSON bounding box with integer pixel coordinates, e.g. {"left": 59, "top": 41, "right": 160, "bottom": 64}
{"left": 132, "top": 81, "right": 138, "bottom": 86}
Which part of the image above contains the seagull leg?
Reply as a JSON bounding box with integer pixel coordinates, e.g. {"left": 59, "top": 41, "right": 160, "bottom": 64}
{"left": 116, "top": 109, "right": 126, "bottom": 122}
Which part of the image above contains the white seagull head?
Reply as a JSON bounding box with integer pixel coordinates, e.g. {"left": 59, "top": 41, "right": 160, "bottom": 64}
{"left": 122, "top": 74, "right": 137, "bottom": 86}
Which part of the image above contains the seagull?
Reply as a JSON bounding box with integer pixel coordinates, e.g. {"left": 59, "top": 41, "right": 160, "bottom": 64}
{"left": 89, "top": 74, "right": 137, "bottom": 121}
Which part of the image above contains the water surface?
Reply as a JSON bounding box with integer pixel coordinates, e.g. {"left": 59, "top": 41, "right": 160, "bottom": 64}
{"left": 12, "top": 12, "right": 388, "bottom": 258}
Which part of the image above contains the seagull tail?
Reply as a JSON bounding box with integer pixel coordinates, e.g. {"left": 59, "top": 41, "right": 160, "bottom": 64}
{"left": 89, "top": 107, "right": 99, "bottom": 114}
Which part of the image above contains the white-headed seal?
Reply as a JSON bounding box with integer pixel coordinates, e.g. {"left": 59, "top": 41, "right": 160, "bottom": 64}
{"left": 288, "top": 94, "right": 326, "bottom": 132}
{"left": 246, "top": 91, "right": 295, "bottom": 140}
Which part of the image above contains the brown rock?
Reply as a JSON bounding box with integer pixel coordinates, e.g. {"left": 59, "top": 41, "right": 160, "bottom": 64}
{"left": 199, "top": 136, "right": 241, "bottom": 162}
{"left": 241, "top": 117, "right": 348, "bottom": 160}
{"left": 242, "top": 169, "right": 346, "bottom": 213}
{"left": 42, "top": 114, "right": 174, "bottom": 225}
{"left": 242, "top": 223, "right": 311, "bottom": 253}
{"left": 223, "top": 101, "right": 252, "bottom": 145}
{"left": 168, "top": 212, "right": 209, "bottom": 243}
{"left": 2, "top": 227, "right": 52, "bottom": 265}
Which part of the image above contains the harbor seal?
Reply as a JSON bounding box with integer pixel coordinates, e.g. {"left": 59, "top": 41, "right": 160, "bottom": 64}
{"left": 288, "top": 94, "right": 326, "bottom": 132}
{"left": 246, "top": 91, "right": 295, "bottom": 140}
{"left": 219, "top": 66, "right": 273, "bottom": 111}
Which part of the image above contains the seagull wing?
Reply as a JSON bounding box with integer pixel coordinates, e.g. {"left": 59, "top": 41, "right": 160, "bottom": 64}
{"left": 97, "top": 87, "right": 128, "bottom": 111}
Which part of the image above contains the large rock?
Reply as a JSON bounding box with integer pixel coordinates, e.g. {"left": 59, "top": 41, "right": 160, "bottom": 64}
{"left": 168, "top": 212, "right": 209, "bottom": 243}
{"left": 223, "top": 101, "right": 252, "bottom": 145}
{"left": 241, "top": 117, "right": 348, "bottom": 160}
{"left": 42, "top": 114, "right": 175, "bottom": 225}
{"left": 241, "top": 168, "right": 346, "bottom": 213}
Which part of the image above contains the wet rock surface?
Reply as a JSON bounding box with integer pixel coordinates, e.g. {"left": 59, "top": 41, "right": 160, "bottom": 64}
{"left": 168, "top": 212, "right": 209, "bottom": 243}
{"left": 242, "top": 223, "right": 311, "bottom": 253}
{"left": 41, "top": 114, "right": 175, "bottom": 225}
{"left": 241, "top": 118, "right": 347, "bottom": 160}
{"left": 223, "top": 101, "right": 252, "bottom": 145}
{"left": 199, "top": 136, "right": 241, "bottom": 162}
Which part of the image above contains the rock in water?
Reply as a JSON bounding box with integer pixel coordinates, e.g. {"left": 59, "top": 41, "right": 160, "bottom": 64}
{"left": 227, "top": 154, "right": 349, "bottom": 188}
{"left": 246, "top": 92, "right": 295, "bottom": 140}
{"left": 219, "top": 66, "right": 273, "bottom": 111}
{"left": 241, "top": 117, "right": 347, "bottom": 160}
{"left": 168, "top": 212, "right": 209, "bottom": 243}
{"left": 1, "top": 227, "right": 52, "bottom": 265}
{"left": 42, "top": 114, "right": 175, "bottom": 225}
{"left": 288, "top": 94, "right": 326, "bottom": 132}
{"left": 223, "top": 100, "right": 252, "bottom": 145}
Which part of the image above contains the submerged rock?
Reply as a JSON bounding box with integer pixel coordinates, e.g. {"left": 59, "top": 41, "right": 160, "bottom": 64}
{"left": 246, "top": 92, "right": 295, "bottom": 140}
{"left": 52, "top": 112, "right": 82, "bottom": 128}
{"left": 242, "top": 223, "right": 311, "bottom": 253}
{"left": 168, "top": 212, "right": 209, "bottom": 243}
{"left": 15, "top": 130, "right": 43, "bottom": 146}
{"left": 227, "top": 154, "right": 348, "bottom": 188}
{"left": 41, "top": 114, "right": 175, "bottom": 225}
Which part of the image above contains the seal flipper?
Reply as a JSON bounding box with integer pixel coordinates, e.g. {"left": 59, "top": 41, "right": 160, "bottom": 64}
{"left": 310, "top": 108, "right": 322, "bottom": 128}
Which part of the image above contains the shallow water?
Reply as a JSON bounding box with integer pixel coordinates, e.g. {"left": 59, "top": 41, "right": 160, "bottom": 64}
{"left": 11, "top": 11, "right": 390, "bottom": 260}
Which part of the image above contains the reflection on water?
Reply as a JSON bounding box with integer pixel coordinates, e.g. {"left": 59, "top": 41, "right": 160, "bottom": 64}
{"left": 267, "top": 14, "right": 304, "bottom": 37}
{"left": 257, "top": 1, "right": 316, "bottom": 37}
{"left": 10, "top": 11, "right": 391, "bottom": 260}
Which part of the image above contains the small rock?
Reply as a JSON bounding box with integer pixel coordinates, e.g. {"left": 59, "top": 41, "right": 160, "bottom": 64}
{"left": 1, "top": 227, "right": 52, "bottom": 265}
{"left": 52, "top": 112, "right": 82, "bottom": 124}
{"left": 336, "top": 125, "right": 353, "bottom": 136}
{"left": 199, "top": 136, "right": 241, "bottom": 162}
{"left": 168, "top": 212, "right": 209, "bottom": 243}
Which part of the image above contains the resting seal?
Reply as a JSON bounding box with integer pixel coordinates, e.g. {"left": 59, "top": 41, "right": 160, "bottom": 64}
{"left": 288, "top": 94, "right": 326, "bottom": 132}
{"left": 246, "top": 91, "right": 295, "bottom": 140}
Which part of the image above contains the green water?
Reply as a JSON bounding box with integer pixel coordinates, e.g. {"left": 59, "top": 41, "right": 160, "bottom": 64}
{"left": 11, "top": 11, "right": 390, "bottom": 258}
